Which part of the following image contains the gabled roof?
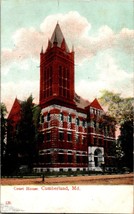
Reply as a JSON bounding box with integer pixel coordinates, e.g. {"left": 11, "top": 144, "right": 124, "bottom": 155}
{"left": 8, "top": 98, "right": 22, "bottom": 120}
{"left": 89, "top": 98, "right": 103, "bottom": 110}
{"left": 50, "top": 23, "right": 70, "bottom": 52}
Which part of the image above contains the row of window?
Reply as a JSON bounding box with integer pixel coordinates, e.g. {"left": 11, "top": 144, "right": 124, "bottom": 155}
{"left": 43, "top": 65, "right": 70, "bottom": 81}
{"left": 39, "top": 154, "right": 87, "bottom": 164}
{"left": 93, "top": 138, "right": 103, "bottom": 146}
{"left": 45, "top": 131, "right": 86, "bottom": 143}
{"left": 90, "top": 108, "right": 102, "bottom": 116}
{"left": 36, "top": 168, "right": 87, "bottom": 173}
{"left": 41, "top": 113, "right": 86, "bottom": 127}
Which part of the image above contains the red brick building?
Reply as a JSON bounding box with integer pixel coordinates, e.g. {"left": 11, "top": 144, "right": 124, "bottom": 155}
{"left": 8, "top": 23, "right": 116, "bottom": 173}
{"left": 34, "top": 23, "right": 116, "bottom": 173}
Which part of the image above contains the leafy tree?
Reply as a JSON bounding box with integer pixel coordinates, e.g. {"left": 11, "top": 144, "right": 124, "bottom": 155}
{"left": 5, "top": 95, "right": 41, "bottom": 175}
{"left": 118, "top": 120, "right": 133, "bottom": 171}
{"left": 99, "top": 90, "right": 133, "bottom": 170}
{"left": 99, "top": 90, "right": 133, "bottom": 124}
{"left": 17, "top": 95, "right": 41, "bottom": 170}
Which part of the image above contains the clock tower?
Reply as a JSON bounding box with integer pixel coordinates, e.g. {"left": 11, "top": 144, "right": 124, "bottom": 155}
{"left": 39, "top": 23, "right": 75, "bottom": 108}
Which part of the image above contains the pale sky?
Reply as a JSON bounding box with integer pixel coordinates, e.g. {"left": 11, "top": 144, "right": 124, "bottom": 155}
{"left": 1, "top": 0, "right": 134, "bottom": 113}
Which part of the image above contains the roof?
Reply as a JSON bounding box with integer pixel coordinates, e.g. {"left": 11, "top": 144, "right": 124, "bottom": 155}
{"left": 8, "top": 98, "right": 22, "bottom": 120}
{"left": 89, "top": 98, "right": 103, "bottom": 110}
{"left": 50, "top": 23, "right": 70, "bottom": 52}
{"left": 74, "top": 93, "right": 90, "bottom": 109}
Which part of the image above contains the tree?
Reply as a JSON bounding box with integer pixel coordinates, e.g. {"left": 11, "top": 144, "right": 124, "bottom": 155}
{"left": 17, "top": 95, "right": 41, "bottom": 170}
{"left": 99, "top": 90, "right": 133, "bottom": 170}
{"left": 5, "top": 95, "right": 41, "bottom": 175}
{"left": 118, "top": 120, "right": 133, "bottom": 171}
{"left": 1, "top": 103, "right": 7, "bottom": 163}
{"left": 99, "top": 90, "right": 133, "bottom": 124}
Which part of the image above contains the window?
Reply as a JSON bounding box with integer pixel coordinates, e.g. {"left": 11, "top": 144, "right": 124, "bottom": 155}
{"left": 68, "top": 152, "right": 72, "bottom": 163}
{"left": 67, "top": 132, "right": 72, "bottom": 142}
{"left": 46, "top": 132, "right": 51, "bottom": 141}
{"left": 46, "top": 154, "right": 51, "bottom": 163}
{"left": 76, "top": 118, "right": 79, "bottom": 126}
{"left": 59, "top": 66, "right": 70, "bottom": 98}
{"left": 60, "top": 113, "right": 63, "bottom": 121}
{"left": 76, "top": 134, "right": 79, "bottom": 143}
{"left": 90, "top": 108, "right": 93, "bottom": 113}
{"left": 82, "top": 136, "right": 86, "bottom": 144}
{"left": 58, "top": 153, "right": 64, "bottom": 163}
{"left": 94, "top": 121, "right": 96, "bottom": 130}
{"left": 93, "top": 138, "right": 97, "bottom": 146}
{"left": 47, "top": 113, "right": 50, "bottom": 121}
{"left": 82, "top": 120, "right": 86, "bottom": 127}
{"left": 68, "top": 115, "right": 72, "bottom": 123}
{"left": 43, "top": 66, "right": 52, "bottom": 99}
{"left": 99, "top": 123, "right": 102, "bottom": 129}
{"left": 83, "top": 156, "right": 87, "bottom": 163}
{"left": 76, "top": 152, "right": 80, "bottom": 163}
{"left": 99, "top": 138, "right": 102, "bottom": 146}
{"left": 59, "top": 131, "right": 64, "bottom": 141}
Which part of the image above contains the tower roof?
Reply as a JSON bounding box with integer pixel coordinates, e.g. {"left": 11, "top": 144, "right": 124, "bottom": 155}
{"left": 50, "top": 23, "right": 70, "bottom": 52}
{"left": 89, "top": 98, "right": 103, "bottom": 110}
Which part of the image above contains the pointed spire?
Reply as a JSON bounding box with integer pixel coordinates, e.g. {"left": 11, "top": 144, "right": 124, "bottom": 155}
{"left": 72, "top": 45, "right": 74, "bottom": 52}
{"left": 47, "top": 39, "right": 52, "bottom": 50}
{"left": 53, "top": 33, "right": 58, "bottom": 46}
{"left": 50, "top": 23, "right": 70, "bottom": 52}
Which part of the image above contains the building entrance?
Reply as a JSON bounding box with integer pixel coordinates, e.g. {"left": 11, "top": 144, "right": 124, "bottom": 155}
{"left": 94, "top": 149, "right": 103, "bottom": 167}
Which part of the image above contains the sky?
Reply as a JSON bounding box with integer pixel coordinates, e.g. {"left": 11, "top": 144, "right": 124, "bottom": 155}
{"left": 1, "top": 0, "right": 134, "bottom": 113}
